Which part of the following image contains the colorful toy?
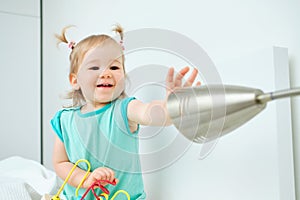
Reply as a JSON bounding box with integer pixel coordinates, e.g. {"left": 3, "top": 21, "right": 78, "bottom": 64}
{"left": 45, "top": 159, "right": 130, "bottom": 200}
{"left": 80, "top": 179, "right": 117, "bottom": 199}
{"left": 100, "top": 190, "right": 130, "bottom": 200}
{"left": 80, "top": 179, "right": 130, "bottom": 200}
{"left": 51, "top": 159, "right": 91, "bottom": 200}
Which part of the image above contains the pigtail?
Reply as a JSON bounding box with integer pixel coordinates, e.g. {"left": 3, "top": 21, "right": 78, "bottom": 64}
{"left": 112, "top": 24, "right": 124, "bottom": 50}
{"left": 112, "top": 24, "right": 124, "bottom": 40}
{"left": 55, "top": 25, "right": 83, "bottom": 108}
{"left": 55, "top": 25, "right": 76, "bottom": 49}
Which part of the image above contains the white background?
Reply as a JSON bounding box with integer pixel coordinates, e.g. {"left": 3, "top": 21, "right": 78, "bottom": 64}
{"left": 1, "top": 0, "right": 300, "bottom": 199}
{"left": 42, "top": 0, "right": 300, "bottom": 199}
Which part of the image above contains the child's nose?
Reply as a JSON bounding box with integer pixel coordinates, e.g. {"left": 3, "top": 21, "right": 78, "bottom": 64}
{"left": 100, "top": 68, "right": 112, "bottom": 78}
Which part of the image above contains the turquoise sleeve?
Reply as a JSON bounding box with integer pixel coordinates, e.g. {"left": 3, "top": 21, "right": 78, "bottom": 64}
{"left": 50, "top": 110, "right": 64, "bottom": 142}
{"left": 121, "top": 97, "right": 140, "bottom": 134}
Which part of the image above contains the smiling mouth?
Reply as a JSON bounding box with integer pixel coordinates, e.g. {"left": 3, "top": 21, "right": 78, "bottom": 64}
{"left": 97, "top": 84, "right": 114, "bottom": 88}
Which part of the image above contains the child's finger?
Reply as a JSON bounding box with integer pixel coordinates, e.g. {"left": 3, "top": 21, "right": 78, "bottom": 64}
{"left": 175, "top": 66, "right": 190, "bottom": 87}
{"left": 99, "top": 168, "right": 113, "bottom": 181}
{"left": 183, "top": 68, "right": 198, "bottom": 87}
{"left": 165, "top": 67, "right": 175, "bottom": 90}
{"left": 166, "top": 67, "right": 174, "bottom": 83}
{"left": 93, "top": 170, "right": 106, "bottom": 180}
{"left": 196, "top": 81, "right": 201, "bottom": 86}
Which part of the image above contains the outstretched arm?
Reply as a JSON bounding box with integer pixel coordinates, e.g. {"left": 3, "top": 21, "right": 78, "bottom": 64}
{"left": 127, "top": 66, "right": 200, "bottom": 129}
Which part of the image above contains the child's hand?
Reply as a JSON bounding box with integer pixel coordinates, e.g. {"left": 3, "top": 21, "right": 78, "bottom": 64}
{"left": 82, "top": 167, "right": 118, "bottom": 188}
{"left": 165, "top": 66, "right": 201, "bottom": 96}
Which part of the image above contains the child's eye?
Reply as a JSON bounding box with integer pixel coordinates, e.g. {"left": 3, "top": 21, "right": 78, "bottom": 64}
{"left": 110, "top": 66, "right": 120, "bottom": 70}
{"left": 89, "top": 66, "right": 99, "bottom": 70}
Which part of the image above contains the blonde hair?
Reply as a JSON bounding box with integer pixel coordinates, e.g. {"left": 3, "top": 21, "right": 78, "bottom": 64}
{"left": 55, "top": 24, "right": 125, "bottom": 107}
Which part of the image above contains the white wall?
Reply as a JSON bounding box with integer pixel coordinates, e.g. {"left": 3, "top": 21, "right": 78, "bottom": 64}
{"left": 0, "top": 0, "right": 41, "bottom": 161}
{"left": 42, "top": 0, "right": 300, "bottom": 199}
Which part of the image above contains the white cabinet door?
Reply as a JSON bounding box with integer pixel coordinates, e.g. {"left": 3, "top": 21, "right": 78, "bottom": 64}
{"left": 0, "top": 1, "right": 40, "bottom": 162}
{"left": 0, "top": 0, "right": 39, "bottom": 16}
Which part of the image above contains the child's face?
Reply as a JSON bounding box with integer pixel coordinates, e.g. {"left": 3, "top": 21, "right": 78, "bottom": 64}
{"left": 71, "top": 43, "right": 125, "bottom": 106}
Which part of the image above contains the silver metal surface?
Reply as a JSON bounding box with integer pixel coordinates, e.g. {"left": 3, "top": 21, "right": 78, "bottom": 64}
{"left": 257, "top": 87, "right": 300, "bottom": 103}
{"left": 167, "top": 85, "right": 300, "bottom": 143}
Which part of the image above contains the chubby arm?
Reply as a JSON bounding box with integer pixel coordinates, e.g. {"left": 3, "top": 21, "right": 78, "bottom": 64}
{"left": 127, "top": 99, "right": 171, "bottom": 126}
{"left": 52, "top": 136, "right": 117, "bottom": 188}
{"left": 127, "top": 66, "right": 200, "bottom": 128}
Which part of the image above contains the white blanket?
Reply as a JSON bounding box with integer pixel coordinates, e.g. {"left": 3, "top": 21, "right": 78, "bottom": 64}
{"left": 0, "top": 156, "right": 61, "bottom": 200}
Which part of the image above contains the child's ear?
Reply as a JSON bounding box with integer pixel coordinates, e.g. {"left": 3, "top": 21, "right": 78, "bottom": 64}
{"left": 69, "top": 73, "right": 80, "bottom": 90}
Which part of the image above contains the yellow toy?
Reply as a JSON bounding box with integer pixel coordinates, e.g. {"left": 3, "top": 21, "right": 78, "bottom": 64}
{"left": 42, "top": 159, "right": 130, "bottom": 200}
{"left": 100, "top": 190, "right": 130, "bottom": 200}
{"left": 51, "top": 159, "right": 91, "bottom": 200}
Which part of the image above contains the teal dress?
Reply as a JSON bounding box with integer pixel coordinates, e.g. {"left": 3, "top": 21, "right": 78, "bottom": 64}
{"left": 51, "top": 97, "right": 146, "bottom": 200}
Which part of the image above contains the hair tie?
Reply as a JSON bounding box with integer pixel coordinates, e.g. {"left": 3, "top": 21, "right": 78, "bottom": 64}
{"left": 119, "top": 40, "right": 125, "bottom": 50}
{"left": 68, "top": 41, "right": 76, "bottom": 50}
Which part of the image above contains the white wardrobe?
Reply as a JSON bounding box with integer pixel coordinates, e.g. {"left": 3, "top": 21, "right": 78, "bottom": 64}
{"left": 0, "top": 0, "right": 41, "bottom": 162}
